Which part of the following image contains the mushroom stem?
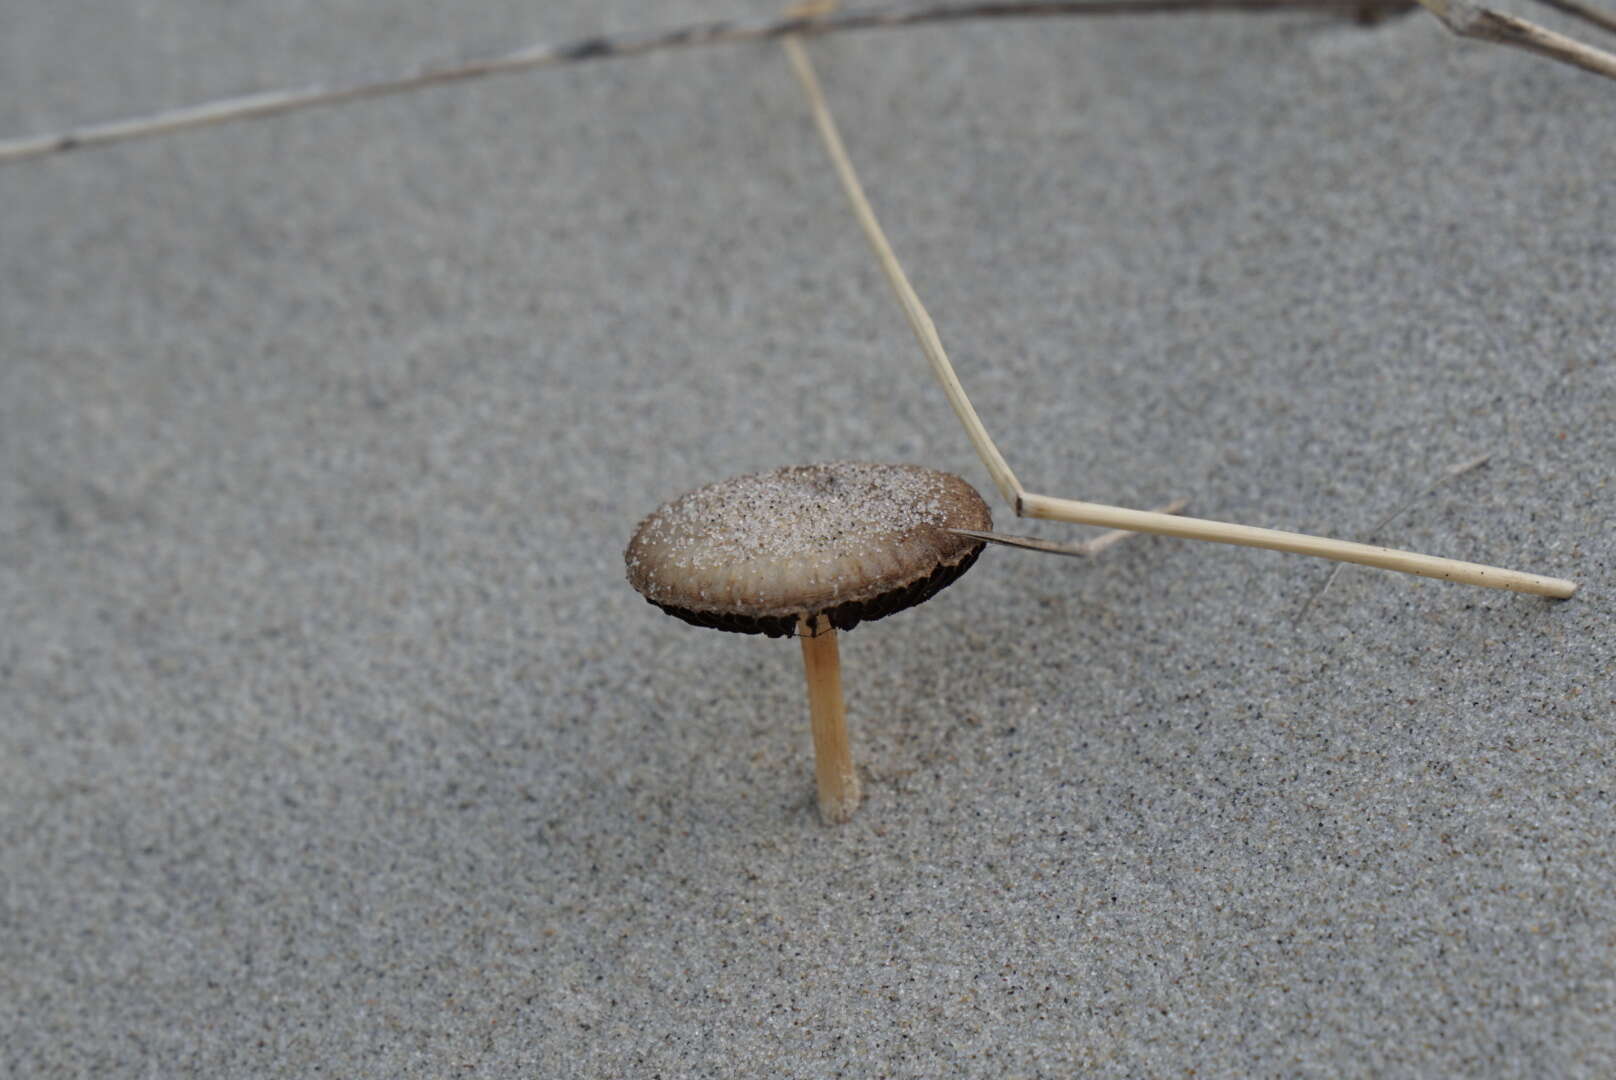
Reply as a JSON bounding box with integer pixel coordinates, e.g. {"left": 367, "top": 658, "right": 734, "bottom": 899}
{"left": 798, "top": 614, "right": 861, "bottom": 824}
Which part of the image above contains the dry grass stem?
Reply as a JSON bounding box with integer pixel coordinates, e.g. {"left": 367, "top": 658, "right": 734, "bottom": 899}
{"left": 1534, "top": 0, "right": 1616, "bottom": 36}
{"left": 784, "top": 35, "right": 1579, "bottom": 600}
{"left": 782, "top": 36, "right": 1022, "bottom": 505}
{"left": 22, "top": 0, "right": 1616, "bottom": 166}
{"left": 1416, "top": 0, "right": 1616, "bottom": 77}
{"left": 1019, "top": 492, "right": 1572, "bottom": 596}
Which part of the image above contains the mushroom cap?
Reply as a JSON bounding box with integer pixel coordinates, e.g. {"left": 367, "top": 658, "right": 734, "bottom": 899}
{"left": 625, "top": 462, "right": 991, "bottom": 638}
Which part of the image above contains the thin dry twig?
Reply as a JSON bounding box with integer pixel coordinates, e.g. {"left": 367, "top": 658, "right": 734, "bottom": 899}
{"left": 950, "top": 499, "right": 1192, "bottom": 557}
{"left": 1293, "top": 453, "right": 1494, "bottom": 623}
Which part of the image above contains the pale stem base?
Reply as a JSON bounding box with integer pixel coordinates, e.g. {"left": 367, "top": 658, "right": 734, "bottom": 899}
{"left": 798, "top": 614, "right": 861, "bottom": 824}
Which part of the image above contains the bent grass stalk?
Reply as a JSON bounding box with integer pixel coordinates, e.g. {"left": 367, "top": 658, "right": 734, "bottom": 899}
{"left": 781, "top": 33, "right": 1577, "bottom": 601}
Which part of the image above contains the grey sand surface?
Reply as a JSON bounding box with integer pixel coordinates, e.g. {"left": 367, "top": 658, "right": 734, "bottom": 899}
{"left": 3, "top": 0, "right": 1614, "bottom": 1074}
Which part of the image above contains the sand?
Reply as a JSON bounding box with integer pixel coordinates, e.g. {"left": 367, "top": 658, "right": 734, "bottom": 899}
{"left": 3, "top": 0, "right": 1613, "bottom": 1074}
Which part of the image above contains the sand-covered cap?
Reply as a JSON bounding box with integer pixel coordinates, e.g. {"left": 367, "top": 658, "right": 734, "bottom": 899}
{"left": 626, "top": 462, "right": 992, "bottom": 637}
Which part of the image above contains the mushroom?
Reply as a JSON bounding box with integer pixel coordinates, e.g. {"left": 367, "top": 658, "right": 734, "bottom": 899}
{"left": 625, "top": 462, "right": 991, "bottom": 823}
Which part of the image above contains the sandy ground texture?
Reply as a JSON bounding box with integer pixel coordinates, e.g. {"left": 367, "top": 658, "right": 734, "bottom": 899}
{"left": 3, "top": 0, "right": 1614, "bottom": 1075}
